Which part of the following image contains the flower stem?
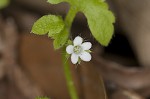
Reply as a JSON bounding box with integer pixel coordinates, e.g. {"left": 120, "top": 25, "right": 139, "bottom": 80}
{"left": 62, "top": 51, "right": 79, "bottom": 99}
{"left": 65, "top": 6, "right": 78, "bottom": 30}
{"left": 62, "top": 6, "right": 79, "bottom": 99}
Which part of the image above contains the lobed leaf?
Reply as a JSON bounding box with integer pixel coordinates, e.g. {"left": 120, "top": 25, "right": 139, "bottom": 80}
{"left": 83, "top": 6, "right": 115, "bottom": 46}
{"left": 31, "top": 15, "right": 64, "bottom": 37}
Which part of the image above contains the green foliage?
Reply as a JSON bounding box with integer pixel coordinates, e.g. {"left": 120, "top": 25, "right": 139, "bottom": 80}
{"left": 31, "top": 15, "right": 65, "bottom": 38}
{"left": 47, "top": 0, "right": 115, "bottom": 46}
{"left": 32, "top": 0, "right": 115, "bottom": 49}
{"left": 31, "top": 15, "right": 67, "bottom": 49}
{"left": 84, "top": 6, "right": 115, "bottom": 46}
{"left": 0, "top": 0, "right": 9, "bottom": 9}
{"left": 53, "top": 28, "right": 69, "bottom": 49}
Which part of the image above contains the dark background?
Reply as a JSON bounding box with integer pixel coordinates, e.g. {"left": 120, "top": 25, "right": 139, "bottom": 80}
{"left": 0, "top": 0, "right": 150, "bottom": 99}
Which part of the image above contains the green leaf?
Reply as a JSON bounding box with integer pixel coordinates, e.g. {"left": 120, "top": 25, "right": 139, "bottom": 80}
{"left": 47, "top": 0, "right": 115, "bottom": 46}
{"left": 0, "top": 0, "right": 9, "bottom": 9}
{"left": 53, "top": 28, "right": 69, "bottom": 49}
{"left": 84, "top": 6, "right": 115, "bottom": 46}
{"left": 31, "top": 15, "right": 65, "bottom": 37}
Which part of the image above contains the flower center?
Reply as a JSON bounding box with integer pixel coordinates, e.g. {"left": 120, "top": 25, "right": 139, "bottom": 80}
{"left": 73, "top": 45, "right": 82, "bottom": 54}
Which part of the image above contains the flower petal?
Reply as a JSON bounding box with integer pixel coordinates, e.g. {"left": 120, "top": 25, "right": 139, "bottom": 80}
{"left": 66, "top": 45, "right": 73, "bottom": 54}
{"left": 81, "top": 42, "right": 92, "bottom": 50}
{"left": 73, "top": 36, "right": 83, "bottom": 46}
{"left": 71, "top": 54, "right": 79, "bottom": 64}
{"left": 79, "top": 51, "right": 91, "bottom": 62}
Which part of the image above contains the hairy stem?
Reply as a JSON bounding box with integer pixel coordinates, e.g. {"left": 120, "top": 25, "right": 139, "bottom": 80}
{"left": 62, "top": 52, "right": 79, "bottom": 99}
{"left": 63, "top": 7, "right": 79, "bottom": 99}
{"left": 65, "top": 6, "right": 78, "bottom": 29}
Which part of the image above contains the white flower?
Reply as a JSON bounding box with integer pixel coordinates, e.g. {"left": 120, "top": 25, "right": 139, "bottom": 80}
{"left": 66, "top": 36, "right": 92, "bottom": 64}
